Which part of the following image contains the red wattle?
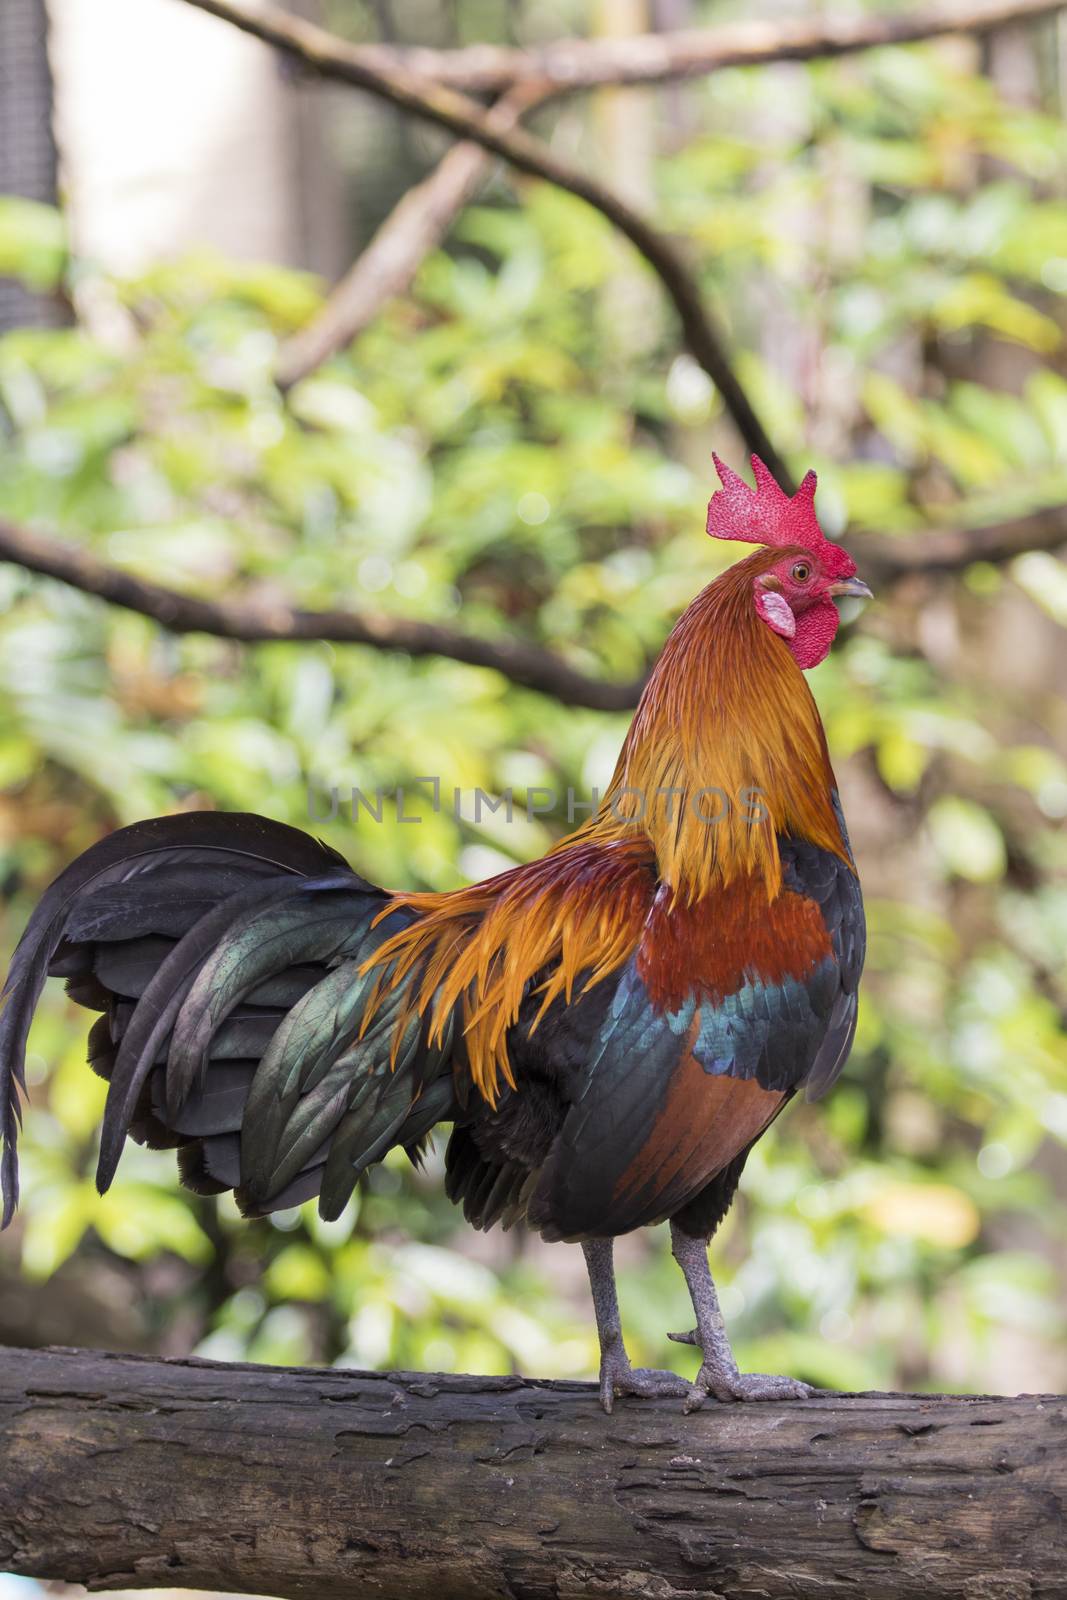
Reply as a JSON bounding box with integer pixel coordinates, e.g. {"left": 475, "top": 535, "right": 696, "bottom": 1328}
{"left": 788, "top": 596, "right": 840, "bottom": 669}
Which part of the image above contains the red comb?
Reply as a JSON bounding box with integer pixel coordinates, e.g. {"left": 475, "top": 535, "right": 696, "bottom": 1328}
{"left": 706, "top": 454, "right": 854, "bottom": 579}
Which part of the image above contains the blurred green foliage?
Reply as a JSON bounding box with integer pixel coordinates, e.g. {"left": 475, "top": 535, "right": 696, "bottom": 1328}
{"left": 0, "top": 23, "right": 1066, "bottom": 1395}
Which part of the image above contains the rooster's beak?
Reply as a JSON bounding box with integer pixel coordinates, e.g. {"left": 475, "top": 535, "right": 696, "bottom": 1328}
{"left": 828, "top": 577, "right": 873, "bottom": 601}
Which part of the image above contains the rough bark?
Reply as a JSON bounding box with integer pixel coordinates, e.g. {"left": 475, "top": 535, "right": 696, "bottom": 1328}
{"left": 0, "top": 1344, "right": 1063, "bottom": 1599}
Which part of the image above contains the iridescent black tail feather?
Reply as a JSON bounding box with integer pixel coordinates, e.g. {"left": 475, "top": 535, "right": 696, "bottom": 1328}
{"left": 0, "top": 812, "right": 458, "bottom": 1229}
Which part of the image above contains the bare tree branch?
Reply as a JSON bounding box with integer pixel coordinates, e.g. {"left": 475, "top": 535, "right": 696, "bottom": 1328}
{"left": 179, "top": 0, "right": 1067, "bottom": 95}
{"left": 0, "top": 510, "right": 1063, "bottom": 710}
{"left": 178, "top": 0, "right": 1066, "bottom": 490}
{"left": 276, "top": 84, "right": 546, "bottom": 393}
{"left": 177, "top": 0, "right": 789, "bottom": 484}
{"left": 855, "top": 503, "right": 1067, "bottom": 588}
{"left": 0, "top": 517, "right": 646, "bottom": 711}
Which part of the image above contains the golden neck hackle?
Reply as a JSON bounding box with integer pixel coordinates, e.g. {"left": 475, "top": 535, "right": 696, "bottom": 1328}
{"left": 568, "top": 548, "right": 849, "bottom": 901}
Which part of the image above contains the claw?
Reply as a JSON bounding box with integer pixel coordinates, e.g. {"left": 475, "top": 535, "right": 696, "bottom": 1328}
{"left": 686, "top": 1364, "right": 814, "bottom": 1409}
{"left": 597, "top": 1348, "right": 690, "bottom": 1413}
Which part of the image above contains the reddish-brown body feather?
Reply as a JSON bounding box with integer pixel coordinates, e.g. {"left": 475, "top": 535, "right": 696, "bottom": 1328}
{"left": 611, "top": 1057, "right": 785, "bottom": 1224}
{"left": 637, "top": 879, "right": 833, "bottom": 1013}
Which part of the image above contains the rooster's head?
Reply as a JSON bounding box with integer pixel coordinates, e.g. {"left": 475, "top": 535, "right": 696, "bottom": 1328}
{"left": 706, "top": 454, "right": 871, "bottom": 669}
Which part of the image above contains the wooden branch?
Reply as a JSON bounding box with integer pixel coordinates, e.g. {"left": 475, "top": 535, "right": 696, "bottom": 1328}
{"left": 177, "top": 0, "right": 788, "bottom": 484}
{"left": 855, "top": 502, "right": 1067, "bottom": 587}
{"left": 0, "top": 516, "right": 646, "bottom": 711}
{"left": 276, "top": 83, "right": 547, "bottom": 392}
{"left": 0, "top": 508, "right": 1063, "bottom": 711}
{"left": 179, "top": 0, "right": 1067, "bottom": 95}
{"left": 276, "top": 142, "right": 494, "bottom": 391}
{"left": 178, "top": 0, "right": 1067, "bottom": 539}
{"left": 1, "top": 1345, "right": 1063, "bottom": 1599}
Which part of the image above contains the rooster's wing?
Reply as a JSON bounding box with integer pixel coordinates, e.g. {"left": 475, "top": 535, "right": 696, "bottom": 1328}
{"left": 530, "top": 821, "right": 864, "bottom": 1240}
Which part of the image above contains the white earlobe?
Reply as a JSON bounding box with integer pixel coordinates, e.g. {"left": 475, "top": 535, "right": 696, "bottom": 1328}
{"left": 756, "top": 588, "right": 796, "bottom": 639}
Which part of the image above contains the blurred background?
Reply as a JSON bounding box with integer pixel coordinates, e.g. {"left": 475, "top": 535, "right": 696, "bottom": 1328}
{"left": 2, "top": 9, "right": 1067, "bottom": 1583}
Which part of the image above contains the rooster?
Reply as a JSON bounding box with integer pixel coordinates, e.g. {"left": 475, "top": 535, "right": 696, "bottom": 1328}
{"left": 0, "top": 455, "right": 868, "bottom": 1412}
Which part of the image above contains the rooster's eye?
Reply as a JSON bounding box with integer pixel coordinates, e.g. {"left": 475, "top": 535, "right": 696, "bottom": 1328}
{"left": 791, "top": 561, "right": 812, "bottom": 583}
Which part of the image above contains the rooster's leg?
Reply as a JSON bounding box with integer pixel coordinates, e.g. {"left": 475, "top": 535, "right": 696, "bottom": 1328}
{"left": 669, "top": 1223, "right": 813, "bottom": 1412}
{"left": 582, "top": 1238, "right": 689, "bottom": 1414}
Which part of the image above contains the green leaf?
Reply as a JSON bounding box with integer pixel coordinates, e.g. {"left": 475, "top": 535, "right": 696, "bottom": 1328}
{"left": 0, "top": 197, "right": 66, "bottom": 290}
{"left": 927, "top": 797, "right": 1007, "bottom": 883}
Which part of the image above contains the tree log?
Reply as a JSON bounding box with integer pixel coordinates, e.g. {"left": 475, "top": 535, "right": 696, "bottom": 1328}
{"left": 0, "top": 1345, "right": 1063, "bottom": 1599}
